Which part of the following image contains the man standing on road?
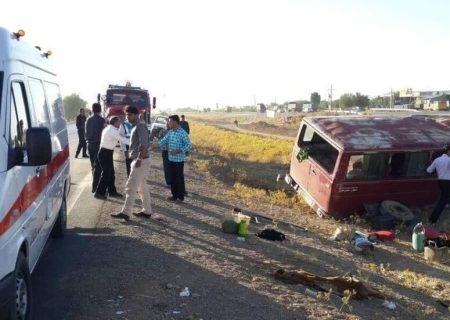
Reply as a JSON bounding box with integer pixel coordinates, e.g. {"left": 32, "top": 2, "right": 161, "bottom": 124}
{"left": 427, "top": 145, "right": 450, "bottom": 224}
{"left": 119, "top": 116, "right": 133, "bottom": 176}
{"left": 155, "top": 115, "right": 191, "bottom": 202}
{"left": 111, "top": 106, "right": 152, "bottom": 221}
{"left": 75, "top": 108, "right": 88, "bottom": 158}
{"left": 85, "top": 103, "right": 106, "bottom": 193}
{"left": 94, "top": 116, "right": 130, "bottom": 200}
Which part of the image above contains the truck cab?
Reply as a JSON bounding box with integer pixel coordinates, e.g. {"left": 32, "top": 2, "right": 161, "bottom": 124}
{"left": 101, "top": 83, "right": 155, "bottom": 123}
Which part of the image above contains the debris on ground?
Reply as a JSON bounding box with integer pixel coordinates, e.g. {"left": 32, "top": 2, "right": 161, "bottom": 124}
{"left": 256, "top": 229, "right": 286, "bottom": 241}
{"left": 273, "top": 269, "right": 385, "bottom": 300}
{"left": 382, "top": 300, "right": 397, "bottom": 310}
{"left": 179, "top": 287, "right": 191, "bottom": 297}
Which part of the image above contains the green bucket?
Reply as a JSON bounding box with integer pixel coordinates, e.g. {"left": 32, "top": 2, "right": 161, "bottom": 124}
{"left": 238, "top": 220, "right": 248, "bottom": 237}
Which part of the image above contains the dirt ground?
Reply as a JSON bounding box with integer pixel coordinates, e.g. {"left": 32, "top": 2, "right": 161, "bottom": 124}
{"left": 61, "top": 147, "right": 450, "bottom": 320}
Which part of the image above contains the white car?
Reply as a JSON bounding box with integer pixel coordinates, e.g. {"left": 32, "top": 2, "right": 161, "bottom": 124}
{"left": 149, "top": 116, "right": 168, "bottom": 139}
{"left": 0, "top": 27, "right": 70, "bottom": 319}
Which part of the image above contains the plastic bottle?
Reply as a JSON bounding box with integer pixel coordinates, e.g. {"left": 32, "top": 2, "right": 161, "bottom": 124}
{"left": 412, "top": 222, "right": 425, "bottom": 252}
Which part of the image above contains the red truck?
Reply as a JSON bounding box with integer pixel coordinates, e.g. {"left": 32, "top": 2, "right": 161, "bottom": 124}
{"left": 99, "top": 82, "right": 156, "bottom": 123}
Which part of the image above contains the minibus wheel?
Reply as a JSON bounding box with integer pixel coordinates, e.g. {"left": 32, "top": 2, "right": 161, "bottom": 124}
{"left": 51, "top": 197, "right": 67, "bottom": 238}
{"left": 11, "top": 253, "right": 32, "bottom": 320}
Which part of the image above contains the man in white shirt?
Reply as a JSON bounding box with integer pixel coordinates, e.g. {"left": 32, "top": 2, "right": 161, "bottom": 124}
{"left": 94, "top": 116, "right": 130, "bottom": 200}
{"left": 426, "top": 145, "right": 450, "bottom": 223}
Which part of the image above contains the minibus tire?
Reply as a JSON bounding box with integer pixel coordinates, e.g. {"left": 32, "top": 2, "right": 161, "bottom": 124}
{"left": 51, "top": 197, "right": 67, "bottom": 238}
{"left": 380, "top": 200, "right": 415, "bottom": 222}
{"left": 10, "top": 253, "right": 32, "bottom": 320}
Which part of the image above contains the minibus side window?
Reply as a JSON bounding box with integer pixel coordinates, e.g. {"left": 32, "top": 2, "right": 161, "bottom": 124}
{"left": 298, "top": 124, "right": 339, "bottom": 174}
{"left": 28, "top": 78, "right": 50, "bottom": 129}
{"left": 8, "top": 82, "right": 30, "bottom": 168}
{"left": 346, "top": 154, "right": 389, "bottom": 180}
{"left": 388, "top": 152, "right": 429, "bottom": 177}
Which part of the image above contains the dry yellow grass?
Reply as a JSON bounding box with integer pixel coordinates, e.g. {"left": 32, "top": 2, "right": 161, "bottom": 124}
{"left": 190, "top": 123, "right": 292, "bottom": 164}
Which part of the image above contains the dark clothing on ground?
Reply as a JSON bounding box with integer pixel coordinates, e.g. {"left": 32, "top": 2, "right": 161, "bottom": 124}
{"left": 180, "top": 121, "right": 190, "bottom": 135}
{"left": 429, "top": 180, "right": 450, "bottom": 223}
{"left": 162, "top": 150, "right": 171, "bottom": 186}
{"left": 95, "top": 148, "right": 117, "bottom": 196}
{"left": 75, "top": 114, "right": 87, "bottom": 157}
{"left": 169, "top": 161, "right": 185, "bottom": 200}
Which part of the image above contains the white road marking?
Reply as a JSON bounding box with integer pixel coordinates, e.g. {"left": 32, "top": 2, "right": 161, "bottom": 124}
{"left": 67, "top": 172, "right": 92, "bottom": 215}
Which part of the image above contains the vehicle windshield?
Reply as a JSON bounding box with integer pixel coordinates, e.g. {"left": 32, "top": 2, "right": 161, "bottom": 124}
{"left": 106, "top": 90, "right": 149, "bottom": 107}
{"left": 155, "top": 116, "right": 167, "bottom": 124}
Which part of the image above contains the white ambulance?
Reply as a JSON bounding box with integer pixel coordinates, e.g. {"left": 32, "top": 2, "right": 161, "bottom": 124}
{"left": 0, "top": 27, "right": 70, "bottom": 319}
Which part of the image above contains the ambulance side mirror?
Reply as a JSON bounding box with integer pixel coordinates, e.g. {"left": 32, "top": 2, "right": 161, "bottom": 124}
{"left": 26, "top": 127, "right": 52, "bottom": 166}
{"left": 152, "top": 97, "right": 156, "bottom": 109}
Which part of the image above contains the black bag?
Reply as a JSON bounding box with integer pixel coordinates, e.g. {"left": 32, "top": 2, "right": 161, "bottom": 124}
{"left": 256, "top": 229, "right": 286, "bottom": 241}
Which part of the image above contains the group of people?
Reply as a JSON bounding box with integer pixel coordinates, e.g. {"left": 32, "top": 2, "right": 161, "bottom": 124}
{"left": 75, "top": 103, "right": 191, "bottom": 221}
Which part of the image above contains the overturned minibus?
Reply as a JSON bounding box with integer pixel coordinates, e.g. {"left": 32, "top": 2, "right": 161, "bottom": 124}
{"left": 285, "top": 115, "right": 450, "bottom": 218}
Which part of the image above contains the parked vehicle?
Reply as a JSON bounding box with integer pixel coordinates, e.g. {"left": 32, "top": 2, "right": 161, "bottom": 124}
{"left": 99, "top": 83, "right": 156, "bottom": 123}
{"left": 0, "top": 27, "right": 70, "bottom": 319}
{"left": 285, "top": 115, "right": 450, "bottom": 218}
{"left": 149, "top": 116, "right": 168, "bottom": 139}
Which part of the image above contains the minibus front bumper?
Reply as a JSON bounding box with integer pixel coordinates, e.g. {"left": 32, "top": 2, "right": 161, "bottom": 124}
{"left": 284, "top": 173, "right": 300, "bottom": 191}
{"left": 0, "top": 272, "right": 14, "bottom": 319}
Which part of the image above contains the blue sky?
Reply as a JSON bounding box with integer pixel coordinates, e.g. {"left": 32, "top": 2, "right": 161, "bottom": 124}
{"left": 1, "top": 0, "right": 449, "bottom": 109}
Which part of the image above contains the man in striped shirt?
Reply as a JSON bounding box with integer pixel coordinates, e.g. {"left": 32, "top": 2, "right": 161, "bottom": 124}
{"left": 156, "top": 115, "right": 191, "bottom": 202}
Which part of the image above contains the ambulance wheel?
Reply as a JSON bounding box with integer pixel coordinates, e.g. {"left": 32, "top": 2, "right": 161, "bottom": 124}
{"left": 10, "top": 253, "right": 32, "bottom": 320}
{"left": 380, "top": 200, "right": 415, "bottom": 222}
{"left": 51, "top": 197, "right": 67, "bottom": 238}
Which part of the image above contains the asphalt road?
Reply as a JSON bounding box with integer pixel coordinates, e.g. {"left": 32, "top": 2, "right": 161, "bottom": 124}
{"left": 31, "top": 124, "right": 104, "bottom": 319}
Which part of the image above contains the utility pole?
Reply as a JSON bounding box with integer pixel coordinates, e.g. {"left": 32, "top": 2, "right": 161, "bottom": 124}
{"left": 328, "top": 85, "right": 334, "bottom": 111}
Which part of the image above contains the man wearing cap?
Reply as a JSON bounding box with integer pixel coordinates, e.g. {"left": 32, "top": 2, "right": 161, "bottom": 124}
{"left": 427, "top": 145, "right": 450, "bottom": 224}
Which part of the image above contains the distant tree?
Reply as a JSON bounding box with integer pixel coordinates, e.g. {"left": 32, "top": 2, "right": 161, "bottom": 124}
{"left": 370, "top": 96, "right": 390, "bottom": 108}
{"left": 333, "top": 99, "right": 340, "bottom": 109}
{"left": 63, "top": 94, "right": 87, "bottom": 120}
{"left": 354, "top": 92, "right": 370, "bottom": 108}
{"left": 339, "top": 93, "right": 354, "bottom": 109}
{"left": 318, "top": 101, "right": 329, "bottom": 110}
{"left": 310, "top": 92, "right": 321, "bottom": 106}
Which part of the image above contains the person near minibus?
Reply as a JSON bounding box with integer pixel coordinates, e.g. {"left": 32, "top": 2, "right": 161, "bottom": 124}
{"left": 426, "top": 145, "right": 450, "bottom": 224}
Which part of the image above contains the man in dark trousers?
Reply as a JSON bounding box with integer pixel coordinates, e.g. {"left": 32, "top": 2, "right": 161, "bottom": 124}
{"left": 158, "top": 120, "right": 171, "bottom": 186}
{"left": 75, "top": 108, "right": 88, "bottom": 158}
{"left": 94, "top": 116, "right": 130, "bottom": 199}
{"left": 85, "top": 103, "right": 105, "bottom": 193}
{"left": 427, "top": 145, "right": 450, "bottom": 224}
{"left": 155, "top": 115, "right": 191, "bottom": 202}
